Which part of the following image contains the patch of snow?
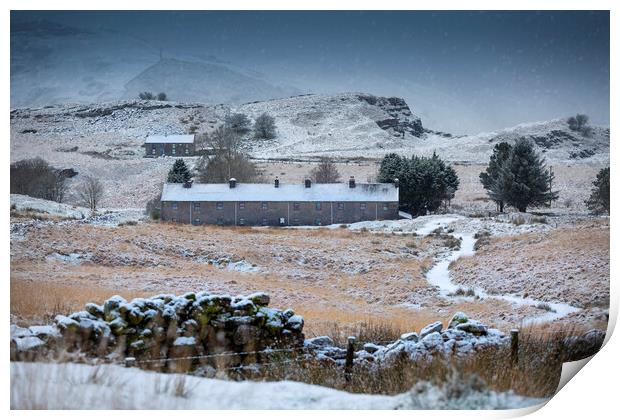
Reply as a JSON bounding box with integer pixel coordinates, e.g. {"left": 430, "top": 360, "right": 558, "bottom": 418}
{"left": 10, "top": 362, "right": 546, "bottom": 409}
{"left": 11, "top": 194, "right": 90, "bottom": 219}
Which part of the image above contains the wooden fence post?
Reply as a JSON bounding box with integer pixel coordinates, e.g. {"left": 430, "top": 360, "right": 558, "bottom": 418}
{"left": 510, "top": 329, "right": 519, "bottom": 367}
{"left": 344, "top": 336, "right": 356, "bottom": 383}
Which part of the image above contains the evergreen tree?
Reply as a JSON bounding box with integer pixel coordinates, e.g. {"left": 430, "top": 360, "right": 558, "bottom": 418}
{"left": 167, "top": 159, "right": 192, "bottom": 183}
{"left": 253, "top": 113, "right": 277, "bottom": 139}
{"left": 489, "top": 139, "right": 558, "bottom": 212}
{"left": 378, "top": 152, "right": 459, "bottom": 216}
{"left": 480, "top": 142, "right": 512, "bottom": 212}
{"left": 585, "top": 167, "right": 610, "bottom": 214}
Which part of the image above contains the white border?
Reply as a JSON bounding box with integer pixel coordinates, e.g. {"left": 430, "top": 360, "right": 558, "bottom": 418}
{"left": 3, "top": 1, "right": 617, "bottom": 419}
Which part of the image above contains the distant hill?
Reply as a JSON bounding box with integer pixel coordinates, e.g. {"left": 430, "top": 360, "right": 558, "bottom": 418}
{"left": 123, "top": 58, "right": 300, "bottom": 104}
{"left": 10, "top": 20, "right": 301, "bottom": 107}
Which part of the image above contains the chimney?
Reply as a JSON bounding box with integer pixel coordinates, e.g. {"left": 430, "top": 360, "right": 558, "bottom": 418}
{"left": 304, "top": 178, "right": 312, "bottom": 188}
{"left": 274, "top": 177, "right": 280, "bottom": 188}
{"left": 183, "top": 179, "right": 193, "bottom": 189}
{"left": 394, "top": 178, "right": 399, "bottom": 188}
{"left": 349, "top": 176, "right": 356, "bottom": 188}
{"left": 229, "top": 178, "right": 237, "bottom": 189}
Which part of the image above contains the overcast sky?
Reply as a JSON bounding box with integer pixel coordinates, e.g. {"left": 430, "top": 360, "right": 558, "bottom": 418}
{"left": 12, "top": 11, "right": 610, "bottom": 134}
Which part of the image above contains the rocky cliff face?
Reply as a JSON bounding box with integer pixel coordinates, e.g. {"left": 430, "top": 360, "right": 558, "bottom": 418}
{"left": 356, "top": 94, "right": 424, "bottom": 138}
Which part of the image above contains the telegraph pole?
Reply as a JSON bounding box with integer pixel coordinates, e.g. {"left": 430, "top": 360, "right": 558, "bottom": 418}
{"left": 549, "top": 165, "right": 554, "bottom": 207}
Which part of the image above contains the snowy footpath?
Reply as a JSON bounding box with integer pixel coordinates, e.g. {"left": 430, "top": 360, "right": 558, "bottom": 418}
{"left": 10, "top": 362, "right": 546, "bottom": 410}
{"left": 412, "top": 216, "right": 581, "bottom": 325}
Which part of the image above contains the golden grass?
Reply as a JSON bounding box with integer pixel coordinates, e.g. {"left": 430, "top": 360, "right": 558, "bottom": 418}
{"left": 238, "top": 325, "right": 591, "bottom": 399}
{"left": 451, "top": 219, "right": 609, "bottom": 311}
{"left": 10, "top": 279, "right": 149, "bottom": 325}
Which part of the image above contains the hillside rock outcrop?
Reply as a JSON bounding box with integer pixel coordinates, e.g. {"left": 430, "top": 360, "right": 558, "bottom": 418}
{"left": 356, "top": 94, "right": 424, "bottom": 137}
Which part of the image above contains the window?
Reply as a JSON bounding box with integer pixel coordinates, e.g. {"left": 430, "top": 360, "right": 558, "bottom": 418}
{"left": 360, "top": 203, "right": 367, "bottom": 210}
{"left": 217, "top": 218, "right": 224, "bottom": 225}
{"left": 185, "top": 146, "right": 189, "bottom": 155}
{"left": 193, "top": 218, "right": 201, "bottom": 225}
{"left": 293, "top": 202, "right": 300, "bottom": 211}
{"left": 151, "top": 147, "right": 156, "bottom": 155}
{"left": 193, "top": 202, "right": 201, "bottom": 210}
{"left": 172, "top": 145, "right": 176, "bottom": 154}
{"left": 279, "top": 217, "right": 286, "bottom": 225}
{"left": 315, "top": 218, "right": 322, "bottom": 226}
{"left": 261, "top": 202, "right": 268, "bottom": 210}
{"left": 239, "top": 218, "right": 245, "bottom": 226}
{"left": 337, "top": 202, "right": 344, "bottom": 210}
{"left": 216, "top": 202, "right": 224, "bottom": 210}
{"left": 171, "top": 202, "right": 178, "bottom": 210}
{"left": 262, "top": 218, "right": 268, "bottom": 226}
{"left": 293, "top": 218, "right": 300, "bottom": 225}
{"left": 171, "top": 218, "right": 177, "bottom": 222}
{"left": 315, "top": 202, "right": 322, "bottom": 211}
{"left": 382, "top": 203, "right": 389, "bottom": 211}
{"left": 239, "top": 202, "right": 245, "bottom": 210}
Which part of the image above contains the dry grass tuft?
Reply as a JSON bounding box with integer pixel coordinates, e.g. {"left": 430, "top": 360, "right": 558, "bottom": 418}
{"left": 236, "top": 328, "right": 585, "bottom": 398}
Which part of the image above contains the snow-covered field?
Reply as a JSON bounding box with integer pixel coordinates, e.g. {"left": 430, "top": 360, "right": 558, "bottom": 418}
{"left": 10, "top": 362, "right": 546, "bottom": 409}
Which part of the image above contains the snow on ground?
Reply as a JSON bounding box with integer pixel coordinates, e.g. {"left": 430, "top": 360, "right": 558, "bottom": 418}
{"left": 345, "top": 213, "right": 554, "bottom": 236}
{"left": 10, "top": 362, "right": 546, "bottom": 409}
{"left": 10, "top": 195, "right": 147, "bottom": 242}
{"left": 10, "top": 193, "right": 90, "bottom": 219}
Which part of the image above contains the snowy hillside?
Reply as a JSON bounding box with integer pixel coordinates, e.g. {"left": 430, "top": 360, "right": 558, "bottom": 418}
{"left": 123, "top": 58, "right": 300, "bottom": 104}
{"left": 398, "top": 118, "right": 610, "bottom": 165}
{"left": 10, "top": 93, "right": 609, "bottom": 166}
{"left": 238, "top": 93, "right": 425, "bottom": 158}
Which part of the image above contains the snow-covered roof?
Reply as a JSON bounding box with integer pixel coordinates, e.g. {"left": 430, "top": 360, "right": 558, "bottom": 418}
{"left": 161, "top": 182, "right": 399, "bottom": 202}
{"left": 144, "top": 134, "right": 195, "bottom": 144}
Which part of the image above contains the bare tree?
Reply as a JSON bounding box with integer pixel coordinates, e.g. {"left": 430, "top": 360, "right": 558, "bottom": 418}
{"left": 309, "top": 157, "right": 341, "bottom": 183}
{"left": 195, "top": 126, "right": 261, "bottom": 182}
{"left": 77, "top": 176, "right": 104, "bottom": 211}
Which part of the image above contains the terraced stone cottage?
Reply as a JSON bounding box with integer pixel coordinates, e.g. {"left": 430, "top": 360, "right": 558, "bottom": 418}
{"left": 160, "top": 177, "right": 400, "bottom": 226}
{"left": 144, "top": 134, "right": 196, "bottom": 157}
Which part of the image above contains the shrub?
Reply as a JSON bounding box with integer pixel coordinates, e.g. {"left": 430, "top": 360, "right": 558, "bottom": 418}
{"left": 10, "top": 157, "right": 68, "bottom": 203}
{"left": 157, "top": 92, "right": 168, "bottom": 101}
{"left": 567, "top": 114, "right": 592, "bottom": 136}
{"left": 138, "top": 92, "right": 155, "bottom": 100}
{"left": 253, "top": 113, "right": 277, "bottom": 139}
{"left": 146, "top": 193, "right": 162, "bottom": 220}
{"left": 225, "top": 113, "right": 251, "bottom": 135}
